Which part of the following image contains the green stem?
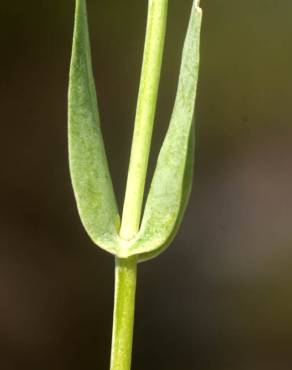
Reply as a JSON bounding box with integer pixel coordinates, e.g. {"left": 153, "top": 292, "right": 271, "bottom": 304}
{"left": 110, "top": 256, "right": 137, "bottom": 370}
{"left": 120, "top": 0, "right": 169, "bottom": 241}
{"left": 110, "top": 1, "right": 168, "bottom": 369}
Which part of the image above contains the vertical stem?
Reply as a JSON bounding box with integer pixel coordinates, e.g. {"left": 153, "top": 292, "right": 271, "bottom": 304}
{"left": 120, "top": 0, "right": 169, "bottom": 241}
{"left": 110, "top": 1, "right": 168, "bottom": 370}
{"left": 110, "top": 257, "right": 137, "bottom": 370}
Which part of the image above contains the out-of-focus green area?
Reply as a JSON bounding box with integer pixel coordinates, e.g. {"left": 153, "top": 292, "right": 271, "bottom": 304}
{"left": 0, "top": 1, "right": 292, "bottom": 369}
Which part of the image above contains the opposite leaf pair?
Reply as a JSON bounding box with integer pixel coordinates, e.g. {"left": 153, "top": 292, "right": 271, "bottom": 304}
{"left": 68, "top": 0, "right": 202, "bottom": 262}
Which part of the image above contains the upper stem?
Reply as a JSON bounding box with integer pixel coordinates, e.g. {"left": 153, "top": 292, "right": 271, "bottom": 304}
{"left": 120, "top": 0, "right": 169, "bottom": 240}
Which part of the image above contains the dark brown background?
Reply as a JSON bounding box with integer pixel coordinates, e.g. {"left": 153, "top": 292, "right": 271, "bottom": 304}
{"left": 1, "top": 1, "right": 292, "bottom": 369}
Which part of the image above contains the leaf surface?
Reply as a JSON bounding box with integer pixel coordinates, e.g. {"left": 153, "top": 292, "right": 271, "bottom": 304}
{"left": 138, "top": 124, "right": 195, "bottom": 262}
{"left": 68, "top": 0, "right": 120, "bottom": 255}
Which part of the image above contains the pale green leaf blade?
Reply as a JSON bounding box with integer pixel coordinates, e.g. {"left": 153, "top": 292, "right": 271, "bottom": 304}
{"left": 138, "top": 123, "right": 195, "bottom": 262}
{"left": 126, "top": 2, "right": 202, "bottom": 259}
{"left": 68, "top": 0, "right": 120, "bottom": 255}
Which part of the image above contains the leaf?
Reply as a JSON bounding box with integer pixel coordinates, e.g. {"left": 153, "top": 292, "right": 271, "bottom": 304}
{"left": 68, "top": 0, "right": 121, "bottom": 255}
{"left": 138, "top": 124, "right": 195, "bottom": 262}
{"left": 125, "top": 2, "right": 202, "bottom": 260}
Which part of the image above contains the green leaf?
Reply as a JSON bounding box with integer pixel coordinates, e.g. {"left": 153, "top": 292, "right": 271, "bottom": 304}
{"left": 138, "top": 124, "right": 195, "bottom": 262}
{"left": 126, "top": 2, "right": 202, "bottom": 260}
{"left": 68, "top": 0, "right": 120, "bottom": 255}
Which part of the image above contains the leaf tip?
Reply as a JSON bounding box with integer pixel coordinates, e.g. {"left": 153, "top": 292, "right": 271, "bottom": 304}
{"left": 194, "top": 0, "right": 202, "bottom": 11}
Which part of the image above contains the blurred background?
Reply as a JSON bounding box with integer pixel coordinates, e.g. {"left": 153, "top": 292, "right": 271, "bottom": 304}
{"left": 1, "top": 0, "right": 292, "bottom": 369}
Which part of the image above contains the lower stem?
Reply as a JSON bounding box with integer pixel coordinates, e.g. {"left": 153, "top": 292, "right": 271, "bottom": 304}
{"left": 110, "top": 256, "right": 138, "bottom": 370}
